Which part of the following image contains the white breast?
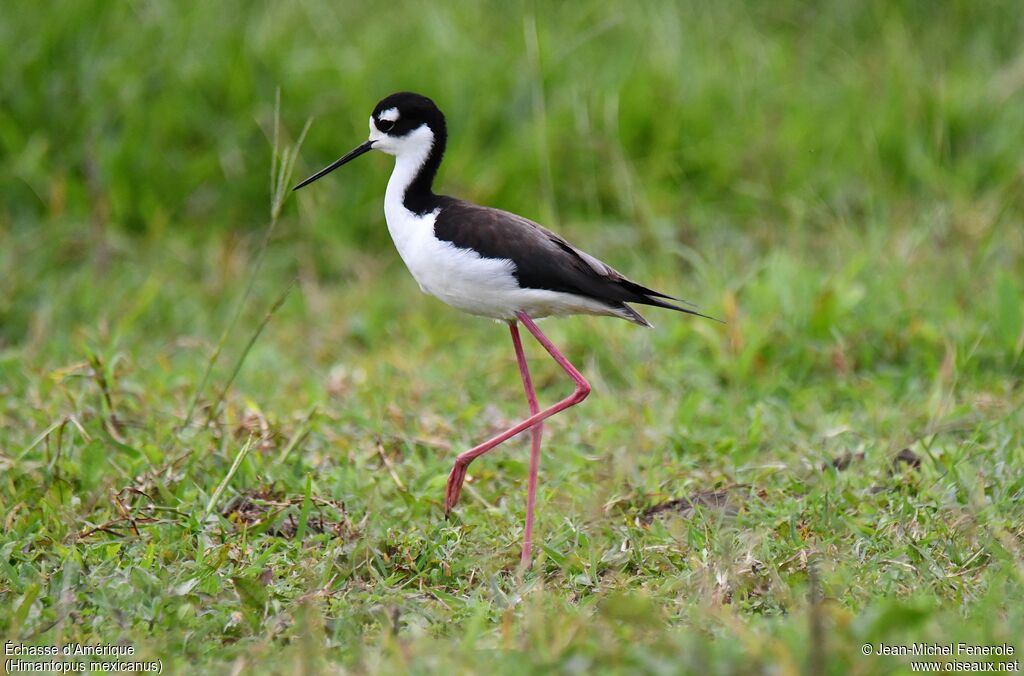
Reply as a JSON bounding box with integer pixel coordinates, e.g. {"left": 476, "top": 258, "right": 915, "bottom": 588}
{"left": 384, "top": 199, "right": 525, "bottom": 318}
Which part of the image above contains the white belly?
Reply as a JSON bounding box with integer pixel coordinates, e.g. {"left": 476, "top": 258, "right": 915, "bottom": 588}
{"left": 383, "top": 205, "right": 616, "bottom": 321}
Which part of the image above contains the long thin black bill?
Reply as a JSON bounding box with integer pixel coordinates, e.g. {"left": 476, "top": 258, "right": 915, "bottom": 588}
{"left": 292, "top": 140, "right": 375, "bottom": 191}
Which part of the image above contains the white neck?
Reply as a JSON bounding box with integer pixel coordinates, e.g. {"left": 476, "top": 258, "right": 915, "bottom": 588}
{"left": 383, "top": 127, "right": 436, "bottom": 218}
{"left": 385, "top": 155, "right": 426, "bottom": 215}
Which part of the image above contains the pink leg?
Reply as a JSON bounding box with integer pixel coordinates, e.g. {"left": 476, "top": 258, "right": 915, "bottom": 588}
{"left": 510, "top": 321, "right": 542, "bottom": 567}
{"left": 445, "top": 312, "right": 591, "bottom": 566}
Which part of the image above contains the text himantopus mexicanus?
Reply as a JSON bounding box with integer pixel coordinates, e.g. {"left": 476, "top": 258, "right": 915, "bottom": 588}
{"left": 294, "top": 92, "right": 712, "bottom": 568}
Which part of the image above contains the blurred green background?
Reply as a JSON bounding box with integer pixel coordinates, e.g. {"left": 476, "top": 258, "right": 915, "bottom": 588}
{"left": 2, "top": 1, "right": 1023, "bottom": 673}
{"left": 5, "top": 1, "right": 1023, "bottom": 239}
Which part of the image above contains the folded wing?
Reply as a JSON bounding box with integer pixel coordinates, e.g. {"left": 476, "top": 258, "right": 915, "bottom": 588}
{"left": 433, "top": 197, "right": 713, "bottom": 322}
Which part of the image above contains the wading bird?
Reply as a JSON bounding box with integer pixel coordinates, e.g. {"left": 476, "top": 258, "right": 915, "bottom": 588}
{"left": 294, "top": 92, "right": 710, "bottom": 568}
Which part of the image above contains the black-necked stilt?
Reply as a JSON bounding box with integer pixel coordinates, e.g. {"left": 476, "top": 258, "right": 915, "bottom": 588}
{"left": 295, "top": 92, "right": 711, "bottom": 568}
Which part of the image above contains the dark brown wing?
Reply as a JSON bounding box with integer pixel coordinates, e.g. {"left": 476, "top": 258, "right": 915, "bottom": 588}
{"left": 433, "top": 197, "right": 711, "bottom": 319}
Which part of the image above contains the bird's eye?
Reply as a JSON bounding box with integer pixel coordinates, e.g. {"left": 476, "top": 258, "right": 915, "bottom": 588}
{"left": 377, "top": 118, "right": 395, "bottom": 132}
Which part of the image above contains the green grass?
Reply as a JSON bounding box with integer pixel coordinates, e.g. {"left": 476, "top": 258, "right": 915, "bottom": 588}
{"left": 2, "top": 1, "right": 1023, "bottom": 673}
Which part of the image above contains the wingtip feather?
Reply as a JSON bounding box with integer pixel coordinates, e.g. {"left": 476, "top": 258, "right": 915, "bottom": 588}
{"left": 642, "top": 296, "right": 724, "bottom": 323}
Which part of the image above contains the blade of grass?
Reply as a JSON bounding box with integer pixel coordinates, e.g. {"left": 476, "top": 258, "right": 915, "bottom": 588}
{"left": 181, "top": 90, "right": 312, "bottom": 431}
{"left": 18, "top": 415, "right": 67, "bottom": 460}
{"left": 295, "top": 473, "right": 313, "bottom": 541}
{"left": 202, "top": 277, "right": 297, "bottom": 429}
{"left": 277, "top": 405, "right": 318, "bottom": 465}
{"left": 204, "top": 436, "right": 254, "bottom": 520}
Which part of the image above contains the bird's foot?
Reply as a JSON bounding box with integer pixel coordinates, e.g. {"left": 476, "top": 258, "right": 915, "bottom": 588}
{"left": 444, "top": 463, "right": 467, "bottom": 516}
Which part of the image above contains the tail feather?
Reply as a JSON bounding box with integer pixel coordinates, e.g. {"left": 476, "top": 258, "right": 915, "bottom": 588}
{"left": 611, "top": 278, "right": 722, "bottom": 323}
{"left": 635, "top": 294, "right": 723, "bottom": 322}
{"left": 618, "top": 279, "right": 699, "bottom": 307}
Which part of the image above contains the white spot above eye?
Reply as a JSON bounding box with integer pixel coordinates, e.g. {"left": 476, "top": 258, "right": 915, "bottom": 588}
{"left": 378, "top": 107, "right": 400, "bottom": 122}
